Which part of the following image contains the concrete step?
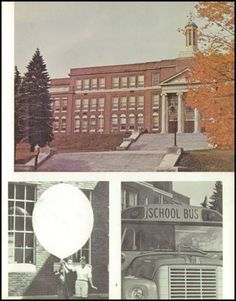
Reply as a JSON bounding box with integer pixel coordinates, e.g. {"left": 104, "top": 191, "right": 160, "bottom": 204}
{"left": 128, "top": 133, "right": 212, "bottom": 151}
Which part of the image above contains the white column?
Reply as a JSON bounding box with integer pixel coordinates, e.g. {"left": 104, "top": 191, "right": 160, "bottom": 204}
{"left": 194, "top": 108, "right": 200, "bottom": 133}
{"left": 161, "top": 93, "right": 167, "bottom": 133}
{"left": 177, "top": 92, "right": 183, "bottom": 133}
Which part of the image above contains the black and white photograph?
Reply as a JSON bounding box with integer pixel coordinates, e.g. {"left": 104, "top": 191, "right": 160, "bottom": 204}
{"left": 1, "top": 1, "right": 235, "bottom": 300}
{"left": 121, "top": 181, "right": 223, "bottom": 299}
{"left": 7, "top": 181, "right": 109, "bottom": 299}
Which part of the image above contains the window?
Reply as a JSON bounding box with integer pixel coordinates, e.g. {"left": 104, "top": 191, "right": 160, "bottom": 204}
{"left": 120, "top": 96, "right": 127, "bottom": 109}
{"left": 152, "top": 112, "right": 159, "bottom": 129}
{"left": 75, "top": 99, "right": 81, "bottom": 111}
{"left": 61, "top": 117, "right": 67, "bottom": 132}
{"left": 122, "top": 189, "right": 138, "bottom": 209}
{"left": 152, "top": 94, "right": 159, "bottom": 108}
{"left": 112, "top": 77, "right": 119, "bottom": 88}
{"left": 152, "top": 73, "right": 160, "bottom": 86}
{"left": 120, "top": 114, "right": 126, "bottom": 131}
{"left": 129, "top": 96, "right": 136, "bottom": 109}
{"left": 82, "top": 99, "right": 89, "bottom": 111}
{"left": 54, "top": 100, "right": 60, "bottom": 111}
{"left": 62, "top": 99, "right": 67, "bottom": 111}
{"left": 137, "top": 113, "right": 144, "bottom": 129}
{"left": 98, "top": 115, "right": 104, "bottom": 132}
{"left": 90, "top": 98, "right": 97, "bottom": 111}
{"left": 112, "top": 97, "right": 119, "bottom": 110}
{"left": 83, "top": 79, "right": 90, "bottom": 90}
{"left": 99, "top": 78, "right": 105, "bottom": 89}
{"left": 74, "top": 116, "right": 80, "bottom": 133}
{"left": 111, "top": 114, "right": 118, "bottom": 131}
{"left": 91, "top": 78, "right": 97, "bottom": 90}
{"left": 82, "top": 116, "right": 88, "bottom": 132}
{"left": 98, "top": 98, "right": 105, "bottom": 111}
{"left": 76, "top": 79, "right": 82, "bottom": 90}
{"left": 137, "top": 75, "right": 144, "bottom": 87}
{"left": 129, "top": 113, "right": 135, "bottom": 130}
{"left": 8, "top": 183, "right": 36, "bottom": 264}
{"left": 188, "top": 30, "right": 192, "bottom": 45}
{"left": 90, "top": 115, "right": 96, "bottom": 132}
{"left": 121, "top": 77, "right": 128, "bottom": 88}
{"left": 137, "top": 96, "right": 144, "bottom": 109}
{"left": 129, "top": 76, "right": 136, "bottom": 88}
{"left": 54, "top": 117, "right": 59, "bottom": 132}
{"left": 72, "top": 239, "right": 90, "bottom": 263}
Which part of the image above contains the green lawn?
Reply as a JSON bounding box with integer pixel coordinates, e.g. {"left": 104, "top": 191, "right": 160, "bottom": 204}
{"left": 177, "top": 149, "right": 234, "bottom": 171}
{"left": 50, "top": 133, "right": 126, "bottom": 152}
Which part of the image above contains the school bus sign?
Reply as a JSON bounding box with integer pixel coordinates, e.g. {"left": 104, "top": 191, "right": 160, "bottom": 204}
{"left": 146, "top": 204, "right": 202, "bottom": 222}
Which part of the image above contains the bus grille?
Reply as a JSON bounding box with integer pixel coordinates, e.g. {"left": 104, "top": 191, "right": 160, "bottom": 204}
{"left": 169, "top": 267, "right": 217, "bottom": 299}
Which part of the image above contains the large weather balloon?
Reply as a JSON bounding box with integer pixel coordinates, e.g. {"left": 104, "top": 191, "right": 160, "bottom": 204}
{"left": 32, "top": 183, "right": 94, "bottom": 259}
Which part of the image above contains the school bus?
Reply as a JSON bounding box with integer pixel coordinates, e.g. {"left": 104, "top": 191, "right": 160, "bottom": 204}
{"left": 121, "top": 204, "right": 222, "bottom": 299}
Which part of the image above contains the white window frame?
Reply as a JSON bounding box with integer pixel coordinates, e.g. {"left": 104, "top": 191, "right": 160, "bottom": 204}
{"left": 112, "top": 77, "right": 119, "bottom": 89}
{"left": 8, "top": 183, "right": 36, "bottom": 266}
{"left": 129, "top": 76, "right": 136, "bottom": 88}
{"left": 137, "top": 75, "right": 144, "bottom": 87}
{"left": 112, "top": 97, "right": 119, "bottom": 110}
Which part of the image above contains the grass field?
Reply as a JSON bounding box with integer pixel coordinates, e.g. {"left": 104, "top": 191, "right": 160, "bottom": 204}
{"left": 177, "top": 149, "right": 234, "bottom": 171}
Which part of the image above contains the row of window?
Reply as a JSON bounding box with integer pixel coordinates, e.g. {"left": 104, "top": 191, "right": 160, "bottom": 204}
{"left": 74, "top": 73, "right": 160, "bottom": 91}
{"left": 111, "top": 113, "right": 159, "bottom": 131}
{"left": 52, "top": 95, "right": 160, "bottom": 113}
{"left": 74, "top": 97, "right": 105, "bottom": 111}
{"left": 53, "top": 112, "right": 160, "bottom": 133}
{"left": 74, "top": 115, "right": 104, "bottom": 133}
{"left": 8, "top": 183, "right": 91, "bottom": 265}
{"left": 121, "top": 189, "right": 174, "bottom": 211}
{"left": 76, "top": 78, "right": 105, "bottom": 90}
{"left": 52, "top": 97, "right": 68, "bottom": 112}
{"left": 112, "top": 95, "right": 160, "bottom": 110}
{"left": 53, "top": 115, "right": 105, "bottom": 133}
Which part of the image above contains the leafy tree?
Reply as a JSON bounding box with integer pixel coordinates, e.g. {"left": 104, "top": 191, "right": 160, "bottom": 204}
{"left": 209, "top": 181, "right": 222, "bottom": 214}
{"left": 22, "top": 48, "right": 54, "bottom": 151}
{"left": 200, "top": 195, "right": 208, "bottom": 208}
{"left": 185, "top": 1, "right": 234, "bottom": 149}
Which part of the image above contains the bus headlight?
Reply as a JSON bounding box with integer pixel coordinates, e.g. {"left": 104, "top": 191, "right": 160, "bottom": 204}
{"left": 130, "top": 288, "right": 144, "bottom": 299}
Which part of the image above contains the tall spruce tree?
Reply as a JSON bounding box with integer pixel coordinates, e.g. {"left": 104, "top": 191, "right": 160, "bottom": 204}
{"left": 14, "top": 66, "right": 25, "bottom": 157}
{"left": 209, "top": 182, "right": 223, "bottom": 214}
{"left": 23, "top": 48, "right": 53, "bottom": 151}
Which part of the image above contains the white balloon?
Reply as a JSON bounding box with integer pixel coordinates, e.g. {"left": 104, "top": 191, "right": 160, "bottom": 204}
{"left": 32, "top": 183, "right": 94, "bottom": 259}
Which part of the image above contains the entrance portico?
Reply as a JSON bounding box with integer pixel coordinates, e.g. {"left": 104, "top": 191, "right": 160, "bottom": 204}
{"left": 160, "top": 91, "right": 200, "bottom": 134}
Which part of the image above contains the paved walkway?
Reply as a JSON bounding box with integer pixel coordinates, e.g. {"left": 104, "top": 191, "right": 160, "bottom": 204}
{"left": 38, "top": 151, "right": 165, "bottom": 172}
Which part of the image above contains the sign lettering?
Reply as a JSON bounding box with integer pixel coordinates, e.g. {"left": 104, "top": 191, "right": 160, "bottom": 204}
{"left": 146, "top": 205, "right": 201, "bottom": 222}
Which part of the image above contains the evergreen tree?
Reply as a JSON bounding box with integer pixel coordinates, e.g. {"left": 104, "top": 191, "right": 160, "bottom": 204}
{"left": 209, "top": 181, "right": 223, "bottom": 214}
{"left": 200, "top": 195, "right": 208, "bottom": 208}
{"left": 14, "top": 66, "right": 26, "bottom": 157}
{"left": 22, "top": 48, "right": 53, "bottom": 151}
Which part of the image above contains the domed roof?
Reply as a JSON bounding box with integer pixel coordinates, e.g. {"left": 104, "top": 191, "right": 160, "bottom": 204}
{"left": 185, "top": 21, "right": 198, "bottom": 28}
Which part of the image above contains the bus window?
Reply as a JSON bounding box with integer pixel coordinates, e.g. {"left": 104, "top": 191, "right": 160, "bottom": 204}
{"left": 122, "top": 223, "right": 175, "bottom": 251}
{"left": 122, "top": 228, "right": 137, "bottom": 250}
{"left": 126, "top": 257, "right": 156, "bottom": 280}
{"left": 175, "top": 225, "right": 222, "bottom": 252}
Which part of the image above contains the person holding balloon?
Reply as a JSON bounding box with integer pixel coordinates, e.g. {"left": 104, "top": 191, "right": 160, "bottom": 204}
{"left": 62, "top": 256, "right": 97, "bottom": 299}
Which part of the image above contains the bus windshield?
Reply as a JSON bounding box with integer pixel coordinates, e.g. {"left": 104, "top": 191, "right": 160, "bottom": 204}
{"left": 122, "top": 223, "right": 222, "bottom": 252}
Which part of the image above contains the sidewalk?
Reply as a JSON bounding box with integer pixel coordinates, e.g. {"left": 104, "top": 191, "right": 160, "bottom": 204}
{"left": 15, "top": 146, "right": 55, "bottom": 171}
{"left": 7, "top": 293, "right": 108, "bottom": 299}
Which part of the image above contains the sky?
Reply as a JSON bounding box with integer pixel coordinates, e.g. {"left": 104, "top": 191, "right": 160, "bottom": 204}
{"left": 14, "top": 1, "right": 196, "bottom": 79}
{"left": 173, "top": 181, "right": 217, "bottom": 206}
